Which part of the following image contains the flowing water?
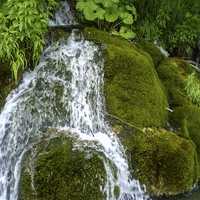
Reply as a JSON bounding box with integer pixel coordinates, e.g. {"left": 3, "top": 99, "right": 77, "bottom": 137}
{"left": 49, "top": 0, "right": 76, "bottom": 26}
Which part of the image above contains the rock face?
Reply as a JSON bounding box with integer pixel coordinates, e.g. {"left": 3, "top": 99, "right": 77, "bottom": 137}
{"left": 19, "top": 134, "right": 106, "bottom": 200}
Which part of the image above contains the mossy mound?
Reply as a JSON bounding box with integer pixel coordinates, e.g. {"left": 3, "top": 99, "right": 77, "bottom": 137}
{"left": 157, "top": 58, "right": 194, "bottom": 107}
{"left": 125, "top": 128, "right": 199, "bottom": 197}
{"left": 136, "top": 41, "right": 166, "bottom": 67}
{"left": 84, "top": 28, "right": 168, "bottom": 128}
{"left": 170, "top": 105, "right": 200, "bottom": 161}
{"left": 157, "top": 58, "right": 200, "bottom": 166}
{"left": 19, "top": 134, "right": 106, "bottom": 200}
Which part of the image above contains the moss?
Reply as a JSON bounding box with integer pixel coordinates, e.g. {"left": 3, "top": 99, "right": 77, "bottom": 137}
{"left": 170, "top": 105, "right": 200, "bottom": 162}
{"left": 136, "top": 41, "right": 166, "bottom": 67}
{"left": 157, "top": 58, "right": 194, "bottom": 108}
{"left": 84, "top": 27, "right": 168, "bottom": 128}
{"left": 19, "top": 134, "right": 106, "bottom": 200}
{"left": 125, "top": 128, "right": 199, "bottom": 196}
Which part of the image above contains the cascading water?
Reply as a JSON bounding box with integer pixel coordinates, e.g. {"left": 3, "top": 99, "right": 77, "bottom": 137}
{"left": 49, "top": 0, "right": 76, "bottom": 26}
{"left": 0, "top": 2, "right": 149, "bottom": 200}
{"left": 0, "top": 30, "right": 149, "bottom": 200}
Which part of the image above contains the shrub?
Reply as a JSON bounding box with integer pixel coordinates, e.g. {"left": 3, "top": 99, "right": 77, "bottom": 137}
{"left": 76, "top": 0, "right": 137, "bottom": 39}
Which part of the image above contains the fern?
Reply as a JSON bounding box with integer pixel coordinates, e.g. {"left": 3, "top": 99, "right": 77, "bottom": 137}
{"left": 0, "top": 0, "right": 58, "bottom": 80}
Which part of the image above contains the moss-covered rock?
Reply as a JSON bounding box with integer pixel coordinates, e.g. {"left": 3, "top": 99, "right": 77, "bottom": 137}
{"left": 136, "top": 41, "right": 166, "bottom": 67}
{"left": 157, "top": 58, "right": 194, "bottom": 108}
{"left": 19, "top": 133, "right": 106, "bottom": 200}
{"left": 84, "top": 27, "right": 168, "bottom": 128}
{"left": 170, "top": 105, "right": 200, "bottom": 160}
{"left": 125, "top": 128, "right": 199, "bottom": 197}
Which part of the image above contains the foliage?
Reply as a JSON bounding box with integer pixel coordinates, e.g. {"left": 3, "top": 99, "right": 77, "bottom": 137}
{"left": 76, "top": 0, "right": 137, "bottom": 39}
{"left": 134, "top": 0, "right": 200, "bottom": 57}
{"left": 0, "top": 0, "right": 58, "bottom": 80}
{"left": 185, "top": 72, "right": 200, "bottom": 106}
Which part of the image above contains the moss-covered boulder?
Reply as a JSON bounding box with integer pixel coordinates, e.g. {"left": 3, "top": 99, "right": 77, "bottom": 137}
{"left": 19, "top": 133, "right": 106, "bottom": 200}
{"left": 170, "top": 105, "right": 200, "bottom": 160}
{"left": 157, "top": 58, "right": 200, "bottom": 166}
{"left": 125, "top": 128, "right": 199, "bottom": 197}
{"left": 157, "top": 58, "right": 194, "bottom": 108}
{"left": 136, "top": 41, "right": 166, "bottom": 67}
{"left": 84, "top": 28, "right": 168, "bottom": 128}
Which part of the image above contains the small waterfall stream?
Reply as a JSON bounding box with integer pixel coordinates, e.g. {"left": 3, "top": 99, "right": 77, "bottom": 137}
{"left": 0, "top": 1, "right": 149, "bottom": 200}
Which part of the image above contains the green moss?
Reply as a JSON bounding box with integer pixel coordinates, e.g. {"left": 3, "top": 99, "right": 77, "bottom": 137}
{"left": 126, "top": 128, "right": 199, "bottom": 196}
{"left": 136, "top": 41, "right": 165, "bottom": 67}
{"left": 19, "top": 135, "right": 106, "bottom": 200}
{"left": 84, "top": 27, "right": 168, "bottom": 128}
{"left": 157, "top": 58, "right": 194, "bottom": 108}
{"left": 170, "top": 105, "right": 200, "bottom": 161}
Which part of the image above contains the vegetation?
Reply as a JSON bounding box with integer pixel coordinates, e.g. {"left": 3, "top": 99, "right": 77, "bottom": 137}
{"left": 134, "top": 0, "right": 200, "bottom": 57}
{"left": 1, "top": 0, "right": 200, "bottom": 198}
{"left": 0, "top": 0, "right": 58, "bottom": 80}
{"left": 185, "top": 72, "right": 200, "bottom": 106}
{"left": 76, "top": 0, "right": 137, "bottom": 39}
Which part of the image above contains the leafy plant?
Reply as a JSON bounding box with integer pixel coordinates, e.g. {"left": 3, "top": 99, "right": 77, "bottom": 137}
{"left": 76, "top": 0, "right": 137, "bottom": 39}
{"left": 0, "top": 0, "right": 58, "bottom": 80}
{"left": 134, "top": 0, "right": 200, "bottom": 57}
{"left": 185, "top": 72, "right": 200, "bottom": 106}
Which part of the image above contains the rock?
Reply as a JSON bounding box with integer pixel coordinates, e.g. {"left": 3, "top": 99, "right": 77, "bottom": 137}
{"left": 170, "top": 105, "right": 200, "bottom": 164}
{"left": 158, "top": 57, "right": 200, "bottom": 168}
{"left": 136, "top": 41, "right": 166, "bottom": 67}
{"left": 19, "top": 134, "right": 106, "bottom": 200}
{"left": 156, "top": 58, "right": 194, "bottom": 107}
{"left": 84, "top": 27, "right": 168, "bottom": 128}
{"left": 125, "top": 128, "right": 199, "bottom": 197}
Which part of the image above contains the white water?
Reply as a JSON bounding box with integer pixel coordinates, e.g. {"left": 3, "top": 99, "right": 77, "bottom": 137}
{"left": 49, "top": 0, "right": 76, "bottom": 26}
{"left": 154, "top": 41, "right": 169, "bottom": 57}
{"left": 0, "top": 30, "right": 149, "bottom": 200}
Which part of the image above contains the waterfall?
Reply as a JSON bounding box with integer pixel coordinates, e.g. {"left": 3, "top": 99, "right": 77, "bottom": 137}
{"left": 0, "top": 30, "right": 149, "bottom": 200}
{"left": 0, "top": 1, "right": 149, "bottom": 200}
{"left": 49, "top": 0, "right": 76, "bottom": 26}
